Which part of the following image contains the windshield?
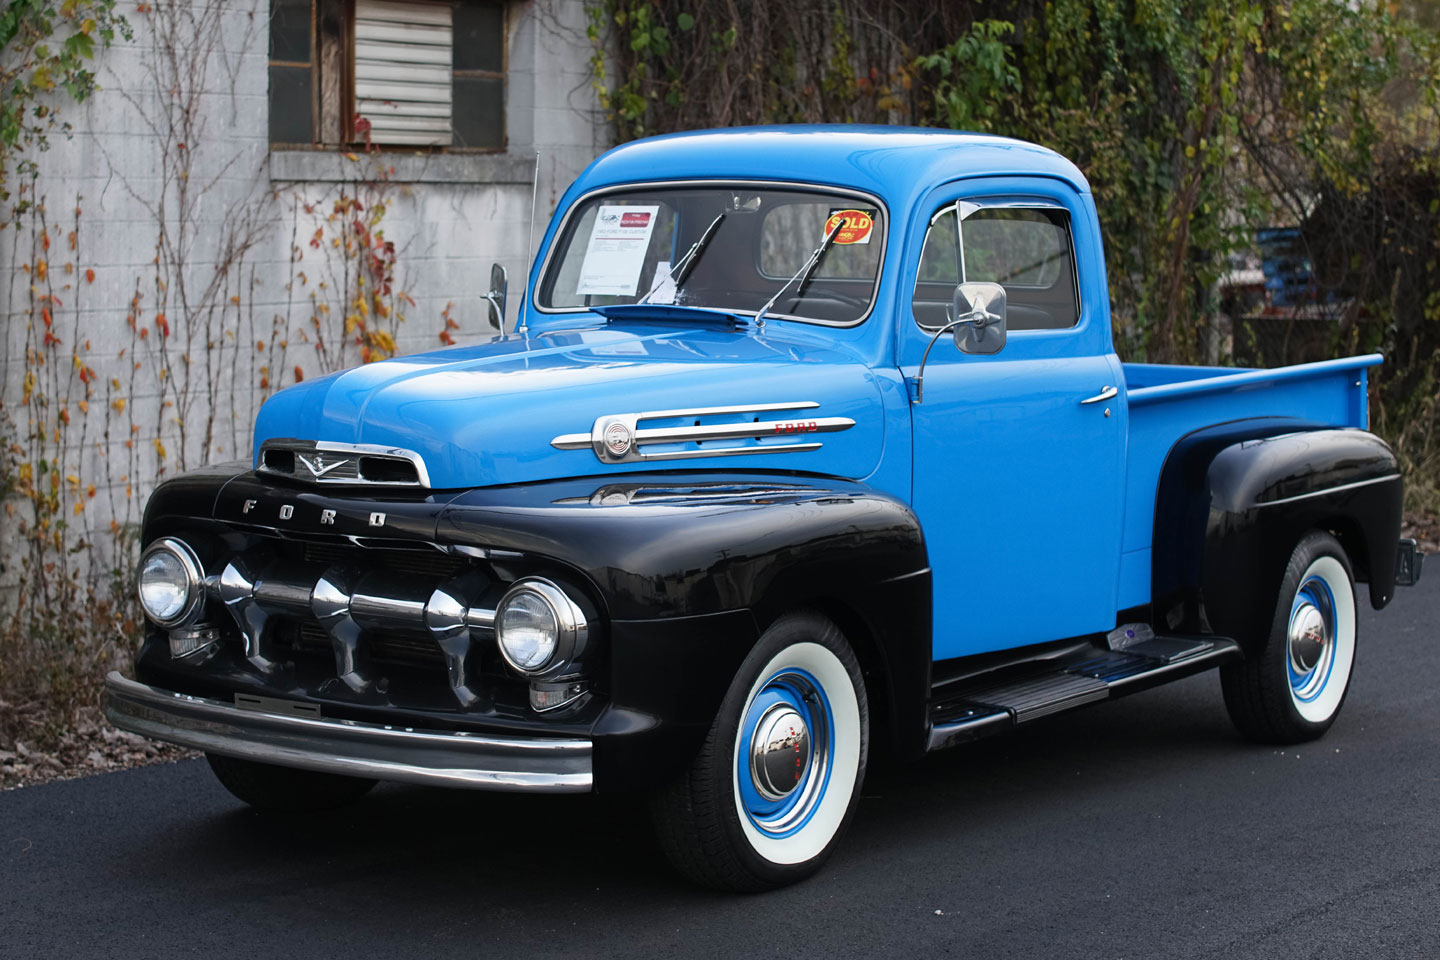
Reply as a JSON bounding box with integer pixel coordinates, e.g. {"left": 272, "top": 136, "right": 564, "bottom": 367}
{"left": 538, "top": 184, "right": 885, "bottom": 325}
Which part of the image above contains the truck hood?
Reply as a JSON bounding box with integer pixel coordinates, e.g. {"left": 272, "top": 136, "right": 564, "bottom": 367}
{"left": 252, "top": 322, "right": 886, "bottom": 489}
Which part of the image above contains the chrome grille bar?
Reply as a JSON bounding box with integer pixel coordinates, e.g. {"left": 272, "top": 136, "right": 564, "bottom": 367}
{"left": 209, "top": 558, "right": 497, "bottom": 706}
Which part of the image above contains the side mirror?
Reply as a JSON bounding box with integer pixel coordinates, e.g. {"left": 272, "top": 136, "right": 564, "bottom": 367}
{"left": 484, "top": 263, "right": 509, "bottom": 331}
{"left": 950, "top": 281, "right": 1007, "bottom": 355}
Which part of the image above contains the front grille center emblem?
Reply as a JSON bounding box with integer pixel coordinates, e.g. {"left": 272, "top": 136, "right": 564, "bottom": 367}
{"left": 297, "top": 453, "right": 347, "bottom": 479}
{"left": 603, "top": 421, "right": 633, "bottom": 458}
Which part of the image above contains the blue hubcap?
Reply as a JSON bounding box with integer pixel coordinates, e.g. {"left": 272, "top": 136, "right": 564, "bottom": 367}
{"left": 738, "top": 668, "right": 834, "bottom": 839}
{"left": 1288, "top": 575, "right": 1337, "bottom": 702}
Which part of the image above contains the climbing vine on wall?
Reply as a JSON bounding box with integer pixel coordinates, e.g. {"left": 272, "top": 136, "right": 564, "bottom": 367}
{"left": 0, "top": 1, "right": 426, "bottom": 759}
{"left": 0, "top": 0, "right": 131, "bottom": 205}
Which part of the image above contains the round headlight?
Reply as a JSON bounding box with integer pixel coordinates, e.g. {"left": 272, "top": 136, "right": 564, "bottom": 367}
{"left": 137, "top": 538, "right": 203, "bottom": 627}
{"left": 495, "top": 578, "right": 587, "bottom": 675}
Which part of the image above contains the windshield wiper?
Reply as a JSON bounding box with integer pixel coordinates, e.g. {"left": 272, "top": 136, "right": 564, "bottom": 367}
{"left": 637, "top": 212, "right": 727, "bottom": 304}
{"left": 752, "top": 216, "right": 846, "bottom": 327}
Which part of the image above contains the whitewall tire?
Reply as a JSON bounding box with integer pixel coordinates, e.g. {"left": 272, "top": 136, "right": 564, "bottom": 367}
{"left": 651, "top": 611, "right": 869, "bottom": 891}
{"left": 1222, "top": 531, "right": 1358, "bottom": 743}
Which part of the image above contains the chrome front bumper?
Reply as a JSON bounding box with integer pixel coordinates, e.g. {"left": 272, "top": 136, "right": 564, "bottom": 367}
{"left": 103, "top": 673, "right": 593, "bottom": 793}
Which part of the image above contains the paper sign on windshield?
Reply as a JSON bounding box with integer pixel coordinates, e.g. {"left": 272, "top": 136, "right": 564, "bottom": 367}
{"left": 825, "top": 208, "right": 875, "bottom": 245}
{"left": 575, "top": 205, "right": 661, "bottom": 296}
{"left": 647, "top": 260, "right": 678, "bottom": 304}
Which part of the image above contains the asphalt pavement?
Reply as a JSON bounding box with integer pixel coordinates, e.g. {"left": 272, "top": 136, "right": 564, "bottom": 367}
{"left": 4, "top": 577, "right": 1438, "bottom": 959}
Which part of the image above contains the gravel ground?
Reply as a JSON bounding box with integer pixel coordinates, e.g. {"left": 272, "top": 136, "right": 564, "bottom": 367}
{"left": 0, "top": 705, "right": 195, "bottom": 791}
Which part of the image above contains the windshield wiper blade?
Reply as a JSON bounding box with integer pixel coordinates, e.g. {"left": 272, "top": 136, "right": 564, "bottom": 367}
{"left": 752, "top": 216, "right": 846, "bottom": 327}
{"left": 638, "top": 212, "right": 727, "bottom": 304}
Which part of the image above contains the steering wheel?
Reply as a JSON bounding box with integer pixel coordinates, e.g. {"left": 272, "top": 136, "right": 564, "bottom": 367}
{"left": 789, "top": 287, "right": 868, "bottom": 308}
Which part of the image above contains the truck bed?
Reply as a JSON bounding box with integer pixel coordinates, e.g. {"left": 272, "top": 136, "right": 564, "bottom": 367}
{"left": 1117, "top": 354, "right": 1382, "bottom": 609}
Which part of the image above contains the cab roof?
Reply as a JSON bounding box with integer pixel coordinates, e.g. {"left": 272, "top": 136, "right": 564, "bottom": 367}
{"left": 569, "top": 125, "right": 1091, "bottom": 208}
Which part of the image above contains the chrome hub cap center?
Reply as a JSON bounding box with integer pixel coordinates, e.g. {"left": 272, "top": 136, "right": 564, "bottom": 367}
{"left": 750, "top": 704, "right": 811, "bottom": 801}
{"left": 1289, "top": 602, "right": 1328, "bottom": 674}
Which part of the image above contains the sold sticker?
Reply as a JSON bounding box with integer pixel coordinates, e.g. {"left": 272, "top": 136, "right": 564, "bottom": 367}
{"left": 825, "top": 209, "right": 875, "bottom": 245}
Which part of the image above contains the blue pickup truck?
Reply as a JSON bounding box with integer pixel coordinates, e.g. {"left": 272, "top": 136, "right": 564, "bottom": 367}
{"left": 107, "top": 127, "right": 1423, "bottom": 891}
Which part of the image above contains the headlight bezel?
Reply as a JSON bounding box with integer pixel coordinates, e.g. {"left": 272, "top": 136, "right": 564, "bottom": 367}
{"left": 495, "top": 577, "right": 588, "bottom": 676}
{"left": 137, "top": 537, "right": 205, "bottom": 628}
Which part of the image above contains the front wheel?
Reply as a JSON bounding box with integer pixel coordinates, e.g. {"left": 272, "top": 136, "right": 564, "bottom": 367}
{"left": 650, "top": 611, "right": 869, "bottom": 892}
{"left": 1221, "top": 531, "right": 1358, "bottom": 743}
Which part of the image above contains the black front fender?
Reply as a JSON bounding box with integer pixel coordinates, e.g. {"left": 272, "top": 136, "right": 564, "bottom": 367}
{"left": 439, "top": 475, "right": 932, "bottom": 765}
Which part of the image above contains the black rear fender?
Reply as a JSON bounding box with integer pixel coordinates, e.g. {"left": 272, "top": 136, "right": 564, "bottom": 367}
{"left": 1152, "top": 422, "right": 1402, "bottom": 651}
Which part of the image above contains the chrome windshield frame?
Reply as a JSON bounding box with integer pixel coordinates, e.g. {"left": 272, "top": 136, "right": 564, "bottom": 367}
{"left": 531, "top": 179, "right": 890, "bottom": 329}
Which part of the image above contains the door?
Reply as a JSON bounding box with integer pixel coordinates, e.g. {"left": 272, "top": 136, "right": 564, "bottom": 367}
{"left": 903, "top": 183, "right": 1127, "bottom": 660}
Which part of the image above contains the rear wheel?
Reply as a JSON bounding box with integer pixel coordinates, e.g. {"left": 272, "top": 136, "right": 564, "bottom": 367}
{"left": 1221, "top": 531, "right": 1358, "bottom": 743}
{"left": 651, "top": 611, "right": 868, "bottom": 892}
{"left": 205, "top": 753, "right": 377, "bottom": 813}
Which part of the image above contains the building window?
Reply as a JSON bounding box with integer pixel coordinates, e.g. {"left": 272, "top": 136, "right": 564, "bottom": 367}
{"left": 268, "top": 0, "right": 506, "bottom": 150}
{"left": 268, "top": 0, "right": 316, "bottom": 144}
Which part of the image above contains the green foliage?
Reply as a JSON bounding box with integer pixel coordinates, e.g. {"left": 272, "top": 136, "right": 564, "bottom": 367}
{"left": 587, "top": 0, "right": 1440, "bottom": 511}
{"left": 0, "top": 0, "right": 131, "bottom": 204}
{"left": 917, "top": 0, "right": 1275, "bottom": 363}
{"left": 915, "top": 20, "right": 1019, "bottom": 131}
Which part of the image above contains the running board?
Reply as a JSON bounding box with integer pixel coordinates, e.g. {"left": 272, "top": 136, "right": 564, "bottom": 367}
{"left": 926, "top": 635, "right": 1241, "bottom": 753}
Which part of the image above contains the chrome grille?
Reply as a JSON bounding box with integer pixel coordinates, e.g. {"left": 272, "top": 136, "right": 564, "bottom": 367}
{"left": 209, "top": 538, "right": 504, "bottom": 705}
{"left": 294, "top": 621, "right": 445, "bottom": 666}
{"left": 257, "top": 438, "right": 429, "bottom": 487}
{"left": 297, "top": 541, "right": 465, "bottom": 580}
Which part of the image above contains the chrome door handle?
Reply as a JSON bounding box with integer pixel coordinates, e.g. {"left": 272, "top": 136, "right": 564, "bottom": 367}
{"left": 1080, "top": 385, "right": 1118, "bottom": 405}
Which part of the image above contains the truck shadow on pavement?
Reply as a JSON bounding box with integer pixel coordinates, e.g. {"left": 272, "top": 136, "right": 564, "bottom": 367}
{"left": 121, "top": 674, "right": 1244, "bottom": 904}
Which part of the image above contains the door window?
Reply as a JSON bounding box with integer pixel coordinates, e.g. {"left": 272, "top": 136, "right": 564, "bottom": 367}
{"left": 913, "top": 203, "right": 1079, "bottom": 331}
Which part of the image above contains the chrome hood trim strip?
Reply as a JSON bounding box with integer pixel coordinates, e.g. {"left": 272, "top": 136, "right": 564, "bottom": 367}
{"left": 551, "top": 401, "right": 854, "bottom": 464}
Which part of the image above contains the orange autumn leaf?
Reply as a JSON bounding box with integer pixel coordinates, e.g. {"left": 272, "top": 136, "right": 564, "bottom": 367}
{"left": 293, "top": 365, "right": 304, "bottom": 382}
{"left": 85, "top": 268, "right": 95, "bottom": 284}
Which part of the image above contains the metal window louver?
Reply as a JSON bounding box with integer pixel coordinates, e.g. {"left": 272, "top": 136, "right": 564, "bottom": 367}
{"left": 353, "top": 0, "right": 453, "bottom": 146}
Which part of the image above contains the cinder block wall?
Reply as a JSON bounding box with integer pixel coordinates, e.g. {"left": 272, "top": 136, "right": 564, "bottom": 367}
{"left": 0, "top": 0, "right": 607, "bottom": 589}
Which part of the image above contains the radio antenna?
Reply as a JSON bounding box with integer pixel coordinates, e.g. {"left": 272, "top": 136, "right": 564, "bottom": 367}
{"left": 517, "top": 152, "right": 541, "bottom": 337}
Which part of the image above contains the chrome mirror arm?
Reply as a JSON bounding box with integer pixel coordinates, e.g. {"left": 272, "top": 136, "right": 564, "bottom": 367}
{"left": 911, "top": 309, "right": 992, "bottom": 404}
